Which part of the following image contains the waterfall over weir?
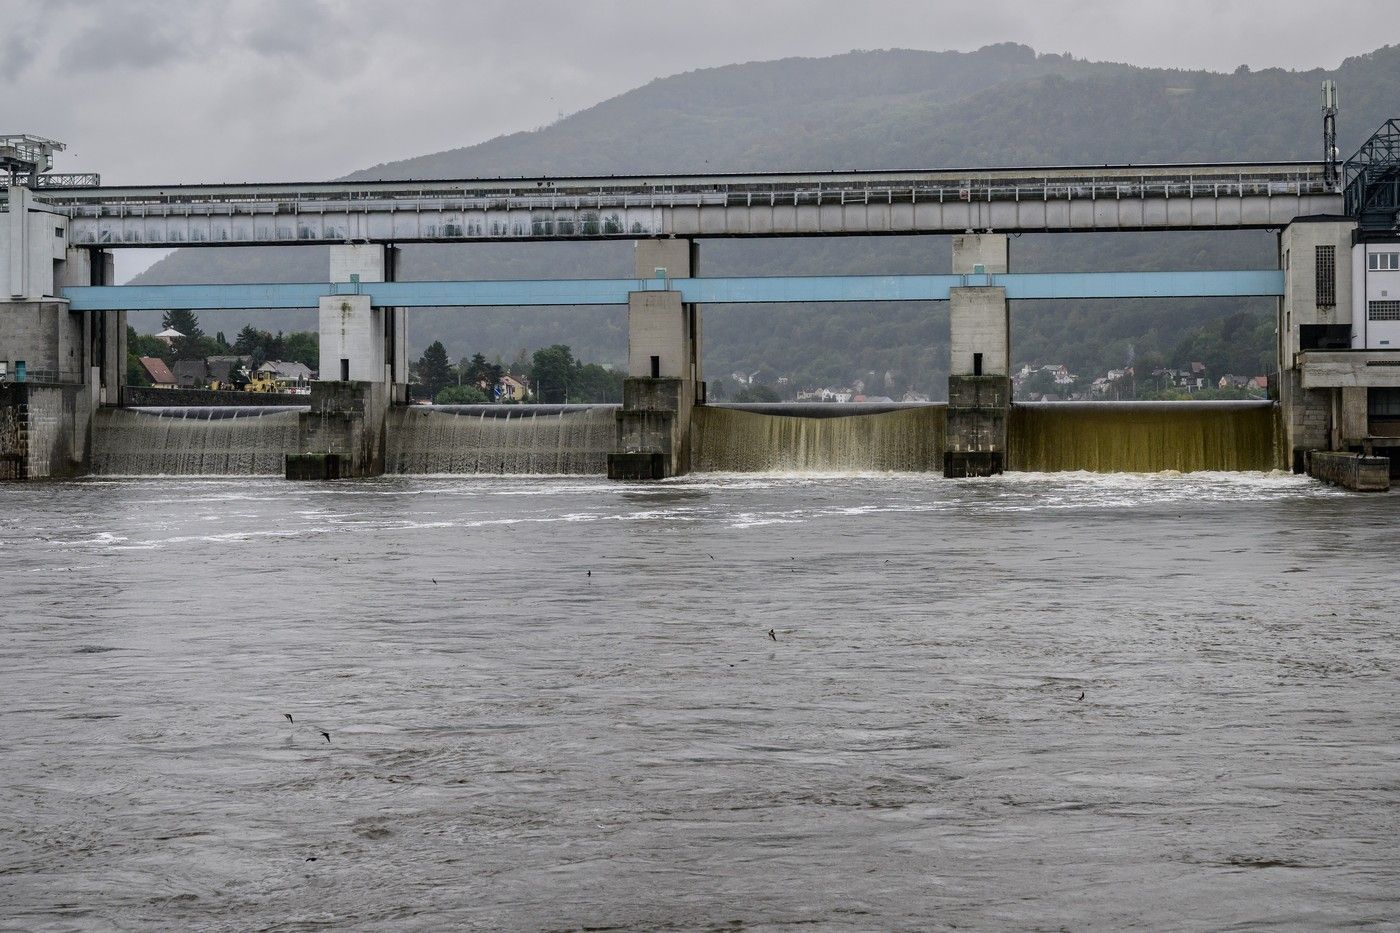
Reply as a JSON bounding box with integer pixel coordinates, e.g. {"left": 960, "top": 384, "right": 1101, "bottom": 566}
{"left": 91, "top": 407, "right": 303, "bottom": 476}
{"left": 693, "top": 404, "right": 948, "bottom": 472}
{"left": 83, "top": 399, "right": 1282, "bottom": 479}
{"left": 1010, "top": 401, "right": 1282, "bottom": 473}
{"left": 388, "top": 405, "right": 616, "bottom": 475}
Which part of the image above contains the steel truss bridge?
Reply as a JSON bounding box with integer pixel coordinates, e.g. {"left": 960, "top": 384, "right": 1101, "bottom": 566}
{"left": 10, "top": 161, "right": 1341, "bottom": 247}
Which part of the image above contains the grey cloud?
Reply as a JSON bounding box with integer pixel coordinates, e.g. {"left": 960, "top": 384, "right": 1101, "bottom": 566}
{"left": 8, "top": 0, "right": 1393, "bottom": 192}
{"left": 62, "top": 7, "right": 187, "bottom": 73}
{"left": 1, "top": 33, "right": 39, "bottom": 80}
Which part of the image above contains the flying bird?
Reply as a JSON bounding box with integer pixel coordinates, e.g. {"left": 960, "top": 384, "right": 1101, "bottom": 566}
{"left": 283, "top": 713, "right": 293, "bottom": 723}
{"left": 320, "top": 731, "right": 331, "bottom": 743}
{"left": 1077, "top": 692, "right": 1085, "bottom": 702}
{"left": 768, "top": 628, "right": 777, "bottom": 642}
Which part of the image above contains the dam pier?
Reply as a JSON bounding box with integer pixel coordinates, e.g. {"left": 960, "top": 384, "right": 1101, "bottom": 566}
{"left": 3, "top": 113, "right": 1400, "bottom": 487}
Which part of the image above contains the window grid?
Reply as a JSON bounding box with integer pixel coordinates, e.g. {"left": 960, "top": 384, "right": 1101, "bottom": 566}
{"left": 1315, "top": 245, "right": 1336, "bottom": 308}
{"left": 1369, "top": 300, "right": 1400, "bottom": 321}
{"left": 1368, "top": 252, "right": 1400, "bottom": 271}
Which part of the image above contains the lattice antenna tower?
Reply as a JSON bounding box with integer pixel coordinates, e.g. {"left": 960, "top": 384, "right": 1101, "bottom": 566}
{"left": 1322, "top": 81, "right": 1339, "bottom": 186}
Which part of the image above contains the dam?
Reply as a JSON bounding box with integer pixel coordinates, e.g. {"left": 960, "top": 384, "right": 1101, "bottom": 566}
{"left": 4, "top": 111, "right": 1400, "bottom": 488}
{"left": 81, "top": 399, "right": 1282, "bottom": 478}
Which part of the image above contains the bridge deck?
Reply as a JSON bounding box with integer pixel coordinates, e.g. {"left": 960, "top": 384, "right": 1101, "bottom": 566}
{"left": 9, "top": 161, "right": 1342, "bottom": 245}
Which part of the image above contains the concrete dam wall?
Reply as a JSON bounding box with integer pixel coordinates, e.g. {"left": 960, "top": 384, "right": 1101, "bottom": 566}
{"left": 82, "top": 400, "right": 1282, "bottom": 477}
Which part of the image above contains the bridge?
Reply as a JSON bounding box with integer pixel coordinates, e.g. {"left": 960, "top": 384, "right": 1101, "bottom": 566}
{"left": 3, "top": 107, "right": 1399, "bottom": 488}
{"left": 11, "top": 161, "right": 1339, "bottom": 245}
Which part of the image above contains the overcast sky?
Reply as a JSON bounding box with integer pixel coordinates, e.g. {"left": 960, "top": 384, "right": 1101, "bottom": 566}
{"left": 5, "top": 0, "right": 1387, "bottom": 279}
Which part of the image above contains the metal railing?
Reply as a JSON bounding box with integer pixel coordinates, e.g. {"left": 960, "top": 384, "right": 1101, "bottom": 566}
{"left": 53, "top": 173, "right": 1332, "bottom": 221}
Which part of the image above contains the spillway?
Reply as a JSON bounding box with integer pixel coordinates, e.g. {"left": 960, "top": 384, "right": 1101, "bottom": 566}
{"left": 83, "top": 399, "right": 1283, "bottom": 479}
{"left": 1009, "top": 400, "right": 1282, "bottom": 473}
{"left": 388, "top": 405, "right": 616, "bottom": 474}
{"left": 692, "top": 403, "right": 947, "bottom": 472}
{"left": 91, "top": 406, "right": 303, "bottom": 476}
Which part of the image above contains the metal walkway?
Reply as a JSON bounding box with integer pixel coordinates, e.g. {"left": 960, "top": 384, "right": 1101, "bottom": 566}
{"left": 12, "top": 161, "right": 1341, "bottom": 246}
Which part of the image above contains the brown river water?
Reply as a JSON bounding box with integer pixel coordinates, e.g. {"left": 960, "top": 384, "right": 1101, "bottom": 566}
{"left": 1, "top": 471, "right": 1398, "bottom": 930}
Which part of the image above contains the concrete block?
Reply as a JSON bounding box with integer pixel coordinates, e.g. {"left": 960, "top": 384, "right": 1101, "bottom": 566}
{"left": 607, "top": 452, "right": 667, "bottom": 481}
{"left": 329, "top": 244, "right": 386, "bottom": 283}
{"left": 944, "top": 375, "right": 1011, "bottom": 477}
{"left": 318, "top": 295, "right": 386, "bottom": 383}
{"left": 1306, "top": 450, "right": 1390, "bottom": 491}
{"left": 944, "top": 450, "right": 1003, "bottom": 477}
{"left": 627, "top": 291, "right": 690, "bottom": 379}
{"left": 949, "top": 287, "right": 1009, "bottom": 377}
{"left": 952, "top": 234, "right": 1009, "bottom": 274}
{"left": 288, "top": 380, "right": 388, "bottom": 479}
{"left": 634, "top": 239, "right": 695, "bottom": 279}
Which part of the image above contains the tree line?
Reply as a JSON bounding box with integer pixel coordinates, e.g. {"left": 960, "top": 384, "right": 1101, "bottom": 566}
{"left": 414, "top": 341, "right": 624, "bottom": 404}
{"left": 127, "top": 310, "right": 318, "bottom": 385}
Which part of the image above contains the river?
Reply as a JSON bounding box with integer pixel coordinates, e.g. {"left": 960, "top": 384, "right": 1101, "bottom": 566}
{"left": 2, "top": 471, "right": 1397, "bottom": 930}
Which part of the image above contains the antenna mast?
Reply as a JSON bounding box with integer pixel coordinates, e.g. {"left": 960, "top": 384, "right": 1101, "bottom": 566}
{"left": 1322, "top": 80, "right": 1339, "bottom": 186}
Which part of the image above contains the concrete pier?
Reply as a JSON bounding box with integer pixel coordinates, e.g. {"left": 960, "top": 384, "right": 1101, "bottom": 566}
{"left": 287, "top": 245, "right": 406, "bottom": 479}
{"left": 944, "top": 234, "right": 1012, "bottom": 477}
{"left": 608, "top": 239, "right": 702, "bottom": 480}
{"left": 285, "top": 381, "right": 389, "bottom": 479}
{"left": 1306, "top": 450, "right": 1391, "bottom": 491}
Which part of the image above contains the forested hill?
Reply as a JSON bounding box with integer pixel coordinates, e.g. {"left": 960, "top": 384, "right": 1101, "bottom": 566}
{"left": 133, "top": 42, "right": 1400, "bottom": 396}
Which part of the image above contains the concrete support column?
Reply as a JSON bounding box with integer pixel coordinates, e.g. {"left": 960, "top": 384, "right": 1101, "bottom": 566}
{"left": 608, "top": 239, "right": 702, "bottom": 480}
{"left": 320, "top": 243, "right": 405, "bottom": 399}
{"left": 1337, "top": 386, "right": 1369, "bottom": 450}
{"left": 294, "top": 244, "right": 400, "bottom": 479}
{"left": 383, "top": 245, "right": 408, "bottom": 405}
{"left": 945, "top": 234, "right": 1011, "bottom": 477}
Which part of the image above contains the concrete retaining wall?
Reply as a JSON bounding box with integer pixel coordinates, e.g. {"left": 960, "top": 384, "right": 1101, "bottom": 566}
{"left": 124, "top": 386, "right": 309, "bottom": 408}
{"left": 1306, "top": 450, "right": 1391, "bottom": 492}
{"left": 0, "top": 382, "right": 91, "bottom": 480}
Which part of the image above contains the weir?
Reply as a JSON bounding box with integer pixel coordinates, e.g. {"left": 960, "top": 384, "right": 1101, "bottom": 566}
{"left": 5, "top": 111, "right": 1399, "bottom": 488}
{"left": 1009, "top": 401, "right": 1281, "bottom": 473}
{"left": 90, "top": 407, "right": 302, "bottom": 476}
{"left": 387, "top": 404, "right": 615, "bottom": 475}
{"left": 693, "top": 404, "right": 946, "bottom": 472}
{"left": 80, "top": 399, "right": 1285, "bottom": 477}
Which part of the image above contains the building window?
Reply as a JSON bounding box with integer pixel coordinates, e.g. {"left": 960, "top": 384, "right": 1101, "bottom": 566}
{"left": 1368, "top": 300, "right": 1400, "bottom": 321}
{"left": 1371, "top": 388, "right": 1400, "bottom": 418}
{"left": 1369, "top": 252, "right": 1400, "bottom": 271}
{"left": 1315, "top": 245, "right": 1336, "bottom": 308}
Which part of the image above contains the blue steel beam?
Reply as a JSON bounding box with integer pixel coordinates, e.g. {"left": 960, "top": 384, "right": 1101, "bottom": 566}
{"left": 59, "top": 270, "right": 1284, "bottom": 311}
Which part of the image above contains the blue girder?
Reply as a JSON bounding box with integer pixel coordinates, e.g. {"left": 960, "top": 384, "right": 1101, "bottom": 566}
{"left": 58, "top": 270, "right": 1284, "bottom": 311}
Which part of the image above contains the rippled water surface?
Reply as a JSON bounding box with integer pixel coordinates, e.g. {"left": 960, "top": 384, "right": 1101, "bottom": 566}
{"left": 2, "top": 472, "right": 1398, "bottom": 931}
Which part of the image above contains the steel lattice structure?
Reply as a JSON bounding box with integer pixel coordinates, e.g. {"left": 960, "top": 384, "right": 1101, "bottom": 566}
{"left": 1344, "top": 118, "right": 1400, "bottom": 234}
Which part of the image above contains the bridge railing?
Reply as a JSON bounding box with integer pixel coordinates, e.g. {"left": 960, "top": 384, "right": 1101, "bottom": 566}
{"left": 55, "top": 175, "right": 1332, "bottom": 219}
